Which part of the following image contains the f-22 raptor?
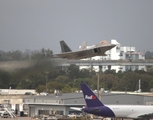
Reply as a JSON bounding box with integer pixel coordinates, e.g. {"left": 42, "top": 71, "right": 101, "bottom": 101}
{"left": 54, "top": 40, "right": 116, "bottom": 59}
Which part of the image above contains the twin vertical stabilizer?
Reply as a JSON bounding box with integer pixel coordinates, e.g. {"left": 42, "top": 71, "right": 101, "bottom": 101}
{"left": 60, "top": 40, "right": 72, "bottom": 53}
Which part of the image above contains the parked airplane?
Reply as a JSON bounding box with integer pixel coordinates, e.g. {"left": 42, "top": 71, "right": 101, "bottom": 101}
{"left": 71, "top": 84, "right": 153, "bottom": 120}
{"left": 54, "top": 40, "right": 116, "bottom": 59}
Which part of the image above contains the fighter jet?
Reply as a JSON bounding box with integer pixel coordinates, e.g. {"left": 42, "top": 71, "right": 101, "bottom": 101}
{"left": 54, "top": 40, "right": 116, "bottom": 59}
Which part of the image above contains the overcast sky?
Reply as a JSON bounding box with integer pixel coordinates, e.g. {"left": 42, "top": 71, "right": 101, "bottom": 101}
{"left": 0, "top": 0, "right": 153, "bottom": 53}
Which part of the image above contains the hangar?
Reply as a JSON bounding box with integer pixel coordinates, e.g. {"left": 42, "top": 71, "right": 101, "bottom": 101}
{"left": 23, "top": 92, "right": 153, "bottom": 117}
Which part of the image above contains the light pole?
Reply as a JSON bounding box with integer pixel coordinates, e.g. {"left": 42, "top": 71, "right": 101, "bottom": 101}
{"left": 45, "top": 71, "right": 49, "bottom": 92}
{"left": 97, "top": 72, "right": 99, "bottom": 99}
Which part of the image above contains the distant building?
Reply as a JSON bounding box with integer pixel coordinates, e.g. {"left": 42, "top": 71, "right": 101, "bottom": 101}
{"left": 1, "top": 89, "right": 153, "bottom": 117}
{"left": 80, "top": 39, "right": 145, "bottom": 72}
{"left": 0, "top": 89, "right": 36, "bottom": 112}
{"left": 0, "top": 89, "right": 36, "bottom": 95}
{"left": 23, "top": 92, "right": 153, "bottom": 117}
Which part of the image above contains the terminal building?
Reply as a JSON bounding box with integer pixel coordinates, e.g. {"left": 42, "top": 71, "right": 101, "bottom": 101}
{"left": 23, "top": 91, "right": 153, "bottom": 117}
{"left": 80, "top": 39, "right": 145, "bottom": 72}
{"left": 1, "top": 88, "right": 153, "bottom": 117}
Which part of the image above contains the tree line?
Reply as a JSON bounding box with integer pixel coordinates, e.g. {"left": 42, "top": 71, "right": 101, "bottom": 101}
{"left": 0, "top": 49, "right": 153, "bottom": 93}
{"left": 0, "top": 48, "right": 53, "bottom": 61}
{"left": 0, "top": 61, "right": 153, "bottom": 93}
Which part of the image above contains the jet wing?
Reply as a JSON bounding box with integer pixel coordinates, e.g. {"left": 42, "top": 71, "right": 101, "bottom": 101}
{"left": 70, "top": 107, "right": 101, "bottom": 113}
{"left": 70, "top": 107, "right": 82, "bottom": 111}
{"left": 55, "top": 44, "right": 115, "bottom": 59}
{"left": 55, "top": 49, "right": 97, "bottom": 59}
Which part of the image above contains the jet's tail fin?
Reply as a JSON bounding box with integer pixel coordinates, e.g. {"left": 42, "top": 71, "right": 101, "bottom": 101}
{"left": 79, "top": 41, "right": 87, "bottom": 50}
{"left": 80, "top": 84, "right": 104, "bottom": 107}
{"left": 60, "top": 40, "right": 72, "bottom": 53}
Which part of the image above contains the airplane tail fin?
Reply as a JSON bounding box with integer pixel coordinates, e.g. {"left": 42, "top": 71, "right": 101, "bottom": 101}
{"left": 60, "top": 40, "right": 72, "bottom": 53}
{"left": 79, "top": 41, "right": 87, "bottom": 50}
{"left": 80, "top": 84, "right": 104, "bottom": 107}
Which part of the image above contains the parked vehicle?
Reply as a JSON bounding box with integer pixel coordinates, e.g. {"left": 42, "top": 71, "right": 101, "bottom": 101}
{"left": 1, "top": 112, "right": 9, "bottom": 118}
{"left": 40, "top": 92, "right": 48, "bottom": 96}
{"left": 24, "top": 92, "right": 34, "bottom": 95}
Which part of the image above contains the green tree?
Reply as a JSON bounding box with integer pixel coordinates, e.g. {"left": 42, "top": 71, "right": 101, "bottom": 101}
{"left": 91, "top": 73, "right": 120, "bottom": 90}
{"left": 47, "top": 82, "right": 64, "bottom": 93}
{"left": 62, "top": 85, "right": 77, "bottom": 93}
{"left": 79, "top": 68, "right": 93, "bottom": 78}
{"left": 55, "top": 75, "right": 70, "bottom": 83}
{"left": 31, "top": 51, "right": 44, "bottom": 59}
{"left": 72, "top": 77, "right": 93, "bottom": 88}
{"left": 36, "top": 85, "right": 46, "bottom": 93}
{"left": 140, "top": 73, "right": 153, "bottom": 92}
{"left": 0, "top": 70, "right": 11, "bottom": 88}
{"left": 67, "top": 64, "right": 80, "bottom": 80}
{"left": 119, "top": 72, "right": 140, "bottom": 91}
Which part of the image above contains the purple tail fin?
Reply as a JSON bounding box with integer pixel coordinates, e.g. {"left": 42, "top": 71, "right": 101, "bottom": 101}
{"left": 80, "top": 84, "right": 104, "bottom": 107}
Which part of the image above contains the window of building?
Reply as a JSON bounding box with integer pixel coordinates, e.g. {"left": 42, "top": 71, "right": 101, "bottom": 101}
{"left": 125, "top": 54, "right": 130, "bottom": 59}
{"left": 38, "top": 110, "right": 49, "bottom": 115}
{"left": 119, "top": 51, "right": 123, "bottom": 56}
{"left": 135, "top": 66, "right": 138, "bottom": 70}
{"left": 56, "top": 110, "right": 63, "bottom": 115}
{"left": 135, "top": 54, "right": 139, "bottom": 59}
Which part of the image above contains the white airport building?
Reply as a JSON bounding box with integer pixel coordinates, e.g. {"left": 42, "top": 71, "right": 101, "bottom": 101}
{"left": 80, "top": 39, "right": 145, "bottom": 72}
{"left": 0, "top": 89, "right": 36, "bottom": 115}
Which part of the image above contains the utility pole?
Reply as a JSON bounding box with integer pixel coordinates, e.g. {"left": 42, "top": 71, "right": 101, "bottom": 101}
{"left": 97, "top": 72, "right": 99, "bottom": 98}
{"left": 45, "top": 71, "right": 49, "bottom": 92}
